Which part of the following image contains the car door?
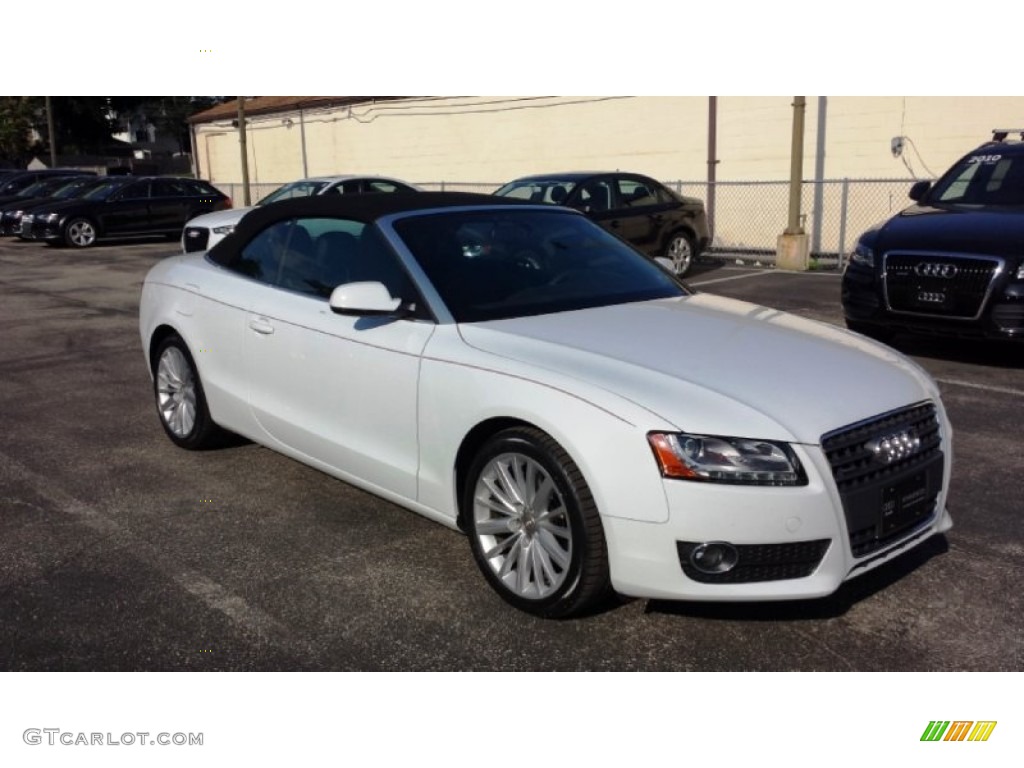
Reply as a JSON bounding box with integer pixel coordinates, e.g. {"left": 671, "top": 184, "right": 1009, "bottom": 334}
{"left": 608, "top": 176, "right": 672, "bottom": 255}
{"left": 149, "top": 178, "right": 191, "bottom": 233}
{"left": 240, "top": 216, "right": 435, "bottom": 500}
{"left": 104, "top": 180, "right": 151, "bottom": 235}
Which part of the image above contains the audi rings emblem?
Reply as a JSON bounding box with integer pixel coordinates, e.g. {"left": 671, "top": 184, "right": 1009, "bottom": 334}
{"left": 914, "top": 262, "right": 958, "bottom": 278}
{"left": 866, "top": 429, "right": 922, "bottom": 464}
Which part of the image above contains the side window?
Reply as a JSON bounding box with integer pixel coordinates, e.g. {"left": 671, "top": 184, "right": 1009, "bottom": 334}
{"left": 119, "top": 181, "right": 151, "bottom": 200}
{"left": 235, "top": 220, "right": 293, "bottom": 284}
{"left": 577, "top": 180, "right": 613, "bottom": 212}
{"left": 365, "top": 180, "right": 405, "bottom": 193}
{"left": 341, "top": 181, "right": 362, "bottom": 195}
{"left": 152, "top": 179, "right": 188, "bottom": 197}
{"left": 617, "top": 179, "right": 657, "bottom": 208}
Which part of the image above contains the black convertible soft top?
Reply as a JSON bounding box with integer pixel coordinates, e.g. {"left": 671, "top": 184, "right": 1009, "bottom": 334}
{"left": 215, "top": 191, "right": 538, "bottom": 256}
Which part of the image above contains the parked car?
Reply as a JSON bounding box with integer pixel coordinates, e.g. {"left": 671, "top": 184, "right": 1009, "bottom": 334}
{"left": 0, "top": 176, "right": 112, "bottom": 236}
{"left": 0, "top": 173, "right": 87, "bottom": 208}
{"left": 493, "top": 171, "right": 710, "bottom": 277}
{"left": 181, "top": 175, "right": 419, "bottom": 253}
{"left": 0, "top": 168, "right": 95, "bottom": 197}
{"left": 843, "top": 130, "right": 1024, "bottom": 343}
{"left": 140, "top": 192, "right": 952, "bottom": 618}
{"left": 20, "top": 176, "right": 230, "bottom": 247}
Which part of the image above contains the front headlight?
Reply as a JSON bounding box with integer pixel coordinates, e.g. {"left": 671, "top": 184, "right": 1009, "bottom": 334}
{"left": 211, "top": 224, "right": 235, "bottom": 236}
{"left": 648, "top": 432, "right": 806, "bottom": 486}
{"left": 1015, "top": 263, "right": 1024, "bottom": 280}
{"left": 848, "top": 241, "right": 875, "bottom": 268}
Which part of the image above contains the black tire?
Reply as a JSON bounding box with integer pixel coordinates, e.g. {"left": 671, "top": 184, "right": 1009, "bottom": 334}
{"left": 152, "top": 334, "right": 221, "bottom": 450}
{"left": 463, "top": 426, "right": 610, "bottom": 618}
{"left": 63, "top": 217, "right": 98, "bottom": 248}
{"left": 845, "top": 319, "right": 896, "bottom": 344}
{"left": 664, "top": 230, "right": 696, "bottom": 277}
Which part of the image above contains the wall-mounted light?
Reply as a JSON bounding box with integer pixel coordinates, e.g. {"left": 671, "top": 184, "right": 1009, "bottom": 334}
{"left": 282, "top": 118, "right": 294, "bottom": 128}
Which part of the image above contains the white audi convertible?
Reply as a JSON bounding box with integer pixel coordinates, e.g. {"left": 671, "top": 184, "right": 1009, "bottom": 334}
{"left": 139, "top": 193, "right": 953, "bottom": 617}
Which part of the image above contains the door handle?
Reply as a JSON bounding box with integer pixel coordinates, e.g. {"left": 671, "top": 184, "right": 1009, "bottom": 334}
{"left": 249, "top": 317, "right": 275, "bottom": 335}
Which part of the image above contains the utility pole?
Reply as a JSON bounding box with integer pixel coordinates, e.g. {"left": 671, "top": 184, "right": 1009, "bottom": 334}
{"left": 776, "top": 96, "right": 810, "bottom": 270}
{"left": 706, "top": 96, "right": 718, "bottom": 242}
{"left": 45, "top": 96, "right": 57, "bottom": 168}
{"left": 238, "top": 97, "right": 251, "bottom": 206}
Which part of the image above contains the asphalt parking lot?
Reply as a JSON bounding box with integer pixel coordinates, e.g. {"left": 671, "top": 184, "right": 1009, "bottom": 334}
{"left": 1, "top": 239, "right": 1021, "bottom": 671}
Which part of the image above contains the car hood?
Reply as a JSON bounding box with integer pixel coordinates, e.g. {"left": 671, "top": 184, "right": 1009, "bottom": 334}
{"left": 458, "top": 294, "right": 938, "bottom": 444}
{"left": 874, "top": 203, "right": 1024, "bottom": 259}
{"left": 186, "top": 206, "right": 253, "bottom": 228}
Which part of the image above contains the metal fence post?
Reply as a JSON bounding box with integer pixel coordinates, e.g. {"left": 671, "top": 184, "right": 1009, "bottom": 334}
{"left": 837, "top": 178, "right": 850, "bottom": 262}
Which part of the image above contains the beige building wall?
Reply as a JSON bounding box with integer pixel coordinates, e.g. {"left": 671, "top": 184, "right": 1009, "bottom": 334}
{"left": 194, "top": 95, "right": 1024, "bottom": 187}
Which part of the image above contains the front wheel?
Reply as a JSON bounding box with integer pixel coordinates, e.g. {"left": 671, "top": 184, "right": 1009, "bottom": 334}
{"left": 464, "top": 427, "right": 610, "bottom": 618}
{"left": 63, "top": 217, "right": 97, "bottom": 248}
{"left": 152, "top": 335, "right": 221, "bottom": 449}
{"left": 664, "top": 231, "right": 696, "bottom": 277}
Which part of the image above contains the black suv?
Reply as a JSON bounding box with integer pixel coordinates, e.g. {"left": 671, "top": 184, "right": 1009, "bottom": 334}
{"left": 842, "top": 130, "right": 1024, "bottom": 342}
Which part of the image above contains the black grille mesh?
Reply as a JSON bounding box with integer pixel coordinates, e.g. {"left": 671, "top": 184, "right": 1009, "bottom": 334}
{"left": 884, "top": 253, "right": 999, "bottom": 318}
{"left": 823, "top": 403, "right": 942, "bottom": 558}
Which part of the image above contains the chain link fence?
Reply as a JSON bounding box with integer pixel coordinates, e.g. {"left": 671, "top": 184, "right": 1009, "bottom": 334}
{"left": 212, "top": 178, "right": 926, "bottom": 270}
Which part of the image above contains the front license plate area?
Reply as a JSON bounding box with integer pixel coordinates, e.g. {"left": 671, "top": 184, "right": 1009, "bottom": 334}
{"left": 880, "top": 472, "right": 930, "bottom": 534}
{"left": 914, "top": 285, "right": 948, "bottom": 309}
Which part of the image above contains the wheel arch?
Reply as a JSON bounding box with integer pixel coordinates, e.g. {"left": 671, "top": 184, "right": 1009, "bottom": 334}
{"left": 148, "top": 324, "right": 186, "bottom": 372}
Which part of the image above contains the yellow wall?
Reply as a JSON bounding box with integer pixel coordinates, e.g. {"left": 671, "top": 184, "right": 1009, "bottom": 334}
{"left": 194, "top": 95, "right": 1024, "bottom": 185}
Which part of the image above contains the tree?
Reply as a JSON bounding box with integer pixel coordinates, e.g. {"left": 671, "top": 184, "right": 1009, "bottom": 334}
{"left": 0, "top": 97, "right": 43, "bottom": 167}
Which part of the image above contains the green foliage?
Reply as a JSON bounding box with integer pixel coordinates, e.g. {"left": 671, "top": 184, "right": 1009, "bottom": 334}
{"left": 0, "top": 97, "right": 43, "bottom": 166}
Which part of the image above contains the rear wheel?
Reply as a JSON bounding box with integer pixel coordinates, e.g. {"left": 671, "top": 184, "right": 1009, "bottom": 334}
{"left": 664, "top": 231, "right": 696, "bottom": 277}
{"left": 63, "top": 217, "right": 97, "bottom": 248}
{"left": 464, "top": 427, "right": 610, "bottom": 618}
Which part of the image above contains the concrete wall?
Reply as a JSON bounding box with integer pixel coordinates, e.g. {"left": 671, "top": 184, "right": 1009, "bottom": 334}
{"left": 193, "top": 95, "right": 1024, "bottom": 186}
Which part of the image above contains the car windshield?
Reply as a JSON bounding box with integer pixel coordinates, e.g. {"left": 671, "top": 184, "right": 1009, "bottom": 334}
{"left": 52, "top": 179, "right": 99, "bottom": 199}
{"left": 930, "top": 152, "right": 1024, "bottom": 206}
{"left": 391, "top": 208, "right": 685, "bottom": 323}
{"left": 259, "top": 180, "right": 329, "bottom": 205}
{"left": 82, "top": 181, "right": 125, "bottom": 201}
{"left": 494, "top": 179, "right": 581, "bottom": 205}
{"left": 17, "top": 179, "right": 65, "bottom": 197}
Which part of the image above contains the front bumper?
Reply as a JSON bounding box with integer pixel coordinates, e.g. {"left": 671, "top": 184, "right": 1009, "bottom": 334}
{"left": 18, "top": 215, "right": 63, "bottom": 242}
{"left": 602, "top": 402, "right": 953, "bottom": 601}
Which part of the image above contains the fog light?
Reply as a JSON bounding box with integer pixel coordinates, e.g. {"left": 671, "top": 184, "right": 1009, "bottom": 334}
{"left": 690, "top": 542, "right": 739, "bottom": 574}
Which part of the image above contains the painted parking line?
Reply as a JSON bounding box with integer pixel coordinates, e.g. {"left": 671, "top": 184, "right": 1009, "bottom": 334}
{"left": 0, "top": 448, "right": 293, "bottom": 647}
{"left": 935, "top": 378, "right": 1024, "bottom": 398}
{"left": 690, "top": 269, "right": 840, "bottom": 287}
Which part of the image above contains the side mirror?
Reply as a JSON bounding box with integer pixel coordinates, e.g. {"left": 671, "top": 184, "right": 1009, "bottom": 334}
{"left": 908, "top": 180, "right": 931, "bottom": 202}
{"left": 329, "top": 281, "right": 403, "bottom": 316}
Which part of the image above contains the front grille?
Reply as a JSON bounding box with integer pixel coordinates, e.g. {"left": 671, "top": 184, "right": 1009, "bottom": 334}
{"left": 822, "top": 403, "right": 944, "bottom": 557}
{"left": 676, "top": 540, "right": 831, "bottom": 583}
{"left": 183, "top": 226, "right": 209, "bottom": 252}
{"left": 884, "top": 252, "right": 1002, "bottom": 319}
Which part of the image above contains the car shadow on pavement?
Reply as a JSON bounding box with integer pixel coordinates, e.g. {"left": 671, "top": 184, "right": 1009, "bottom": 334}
{"left": 886, "top": 335, "right": 1024, "bottom": 369}
{"left": 641, "top": 534, "right": 950, "bottom": 622}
